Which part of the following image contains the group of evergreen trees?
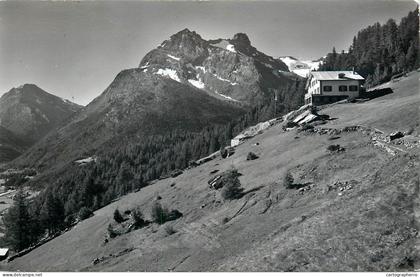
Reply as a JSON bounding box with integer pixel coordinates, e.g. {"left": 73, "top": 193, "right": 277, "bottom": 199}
{"left": 2, "top": 80, "right": 306, "bottom": 252}
{"left": 3, "top": 191, "right": 36, "bottom": 251}
{"left": 319, "top": 8, "right": 419, "bottom": 87}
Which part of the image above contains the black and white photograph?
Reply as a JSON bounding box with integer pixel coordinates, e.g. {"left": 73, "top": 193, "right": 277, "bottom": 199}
{"left": 0, "top": 0, "right": 418, "bottom": 274}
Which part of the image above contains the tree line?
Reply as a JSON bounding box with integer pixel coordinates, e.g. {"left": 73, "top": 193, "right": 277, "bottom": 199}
{"left": 319, "top": 8, "right": 419, "bottom": 87}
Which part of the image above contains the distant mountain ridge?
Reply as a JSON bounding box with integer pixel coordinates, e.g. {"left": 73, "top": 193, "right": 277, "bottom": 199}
{"left": 0, "top": 84, "right": 82, "bottom": 163}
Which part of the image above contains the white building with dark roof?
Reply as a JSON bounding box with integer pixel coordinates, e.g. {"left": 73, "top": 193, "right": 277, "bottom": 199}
{"left": 305, "top": 71, "right": 364, "bottom": 105}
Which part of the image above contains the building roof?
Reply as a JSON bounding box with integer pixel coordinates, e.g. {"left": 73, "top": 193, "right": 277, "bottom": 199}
{"left": 0, "top": 248, "right": 9, "bottom": 256}
{"left": 310, "top": 71, "right": 364, "bottom": 81}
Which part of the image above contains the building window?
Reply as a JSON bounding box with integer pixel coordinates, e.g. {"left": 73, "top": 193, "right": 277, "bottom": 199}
{"left": 349, "top": 85, "right": 358, "bottom": 91}
{"left": 323, "top": 86, "right": 332, "bottom": 92}
{"left": 339, "top": 85, "right": 348, "bottom": 92}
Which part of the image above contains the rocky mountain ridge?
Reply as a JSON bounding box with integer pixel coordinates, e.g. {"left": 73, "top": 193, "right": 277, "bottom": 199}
{"left": 0, "top": 84, "right": 82, "bottom": 163}
{"left": 139, "top": 29, "right": 299, "bottom": 104}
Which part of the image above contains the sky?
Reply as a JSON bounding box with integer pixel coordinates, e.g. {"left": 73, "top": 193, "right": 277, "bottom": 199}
{"left": 0, "top": 0, "right": 417, "bottom": 105}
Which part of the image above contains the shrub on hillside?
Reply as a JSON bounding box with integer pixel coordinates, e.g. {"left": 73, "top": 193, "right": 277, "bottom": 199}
{"left": 78, "top": 207, "right": 93, "bottom": 220}
{"left": 167, "top": 209, "right": 183, "bottom": 221}
{"left": 131, "top": 207, "right": 147, "bottom": 228}
{"left": 151, "top": 202, "right": 182, "bottom": 224}
{"left": 220, "top": 171, "right": 244, "bottom": 200}
{"left": 283, "top": 171, "right": 295, "bottom": 189}
{"left": 151, "top": 202, "right": 170, "bottom": 224}
{"left": 64, "top": 214, "right": 75, "bottom": 228}
{"left": 246, "top": 152, "right": 259, "bottom": 161}
{"left": 220, "top": 147, "right": 228, "bottom": 159}
{"left": 327, "top": 144, "right": 345, "bottom": 152}
{"left": 283, "top": 171, "right": 310, "bottom": 190}
{"left": 113, "top": 208, "right": 124, "bottom": 223}
{"left": 107, "top": 223, "right": 118, "bottom": 238}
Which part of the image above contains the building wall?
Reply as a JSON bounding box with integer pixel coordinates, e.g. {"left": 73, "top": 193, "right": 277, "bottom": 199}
{"left": 305, "top": 79, "right": 320, "bottom": 102}
{"left": 305, "top": 78, "right": 361, "bottom": 104}
{"left": 320, "top": 80, "right": 360, "bottom": 98}
{"left": 307, "top": 79, "right": 321, "bottom": 96}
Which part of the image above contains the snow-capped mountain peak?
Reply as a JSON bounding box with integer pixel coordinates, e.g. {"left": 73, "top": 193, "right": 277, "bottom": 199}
{"left": 138, "top": 29, "right": 295, "bottom": 104}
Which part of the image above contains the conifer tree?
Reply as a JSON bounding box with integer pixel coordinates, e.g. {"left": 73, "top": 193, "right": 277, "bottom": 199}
{"left": 3, "top": 190, "right": 34, "bottom": 251}
{"left": 40, "top": 192, "right": 65, "bottom": 234}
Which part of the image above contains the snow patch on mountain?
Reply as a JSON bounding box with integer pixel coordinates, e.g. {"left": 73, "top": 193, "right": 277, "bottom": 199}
{"left": 167, "top": 54, "right": 180, "bottom": 61}
{"left": 226, "top": 44, "right": 237, "bottom": 53}
{"left": 155, "top": 68, "right": 181, "bottom": 82}
{"left": 140, "top": 62, "right": 149, "bottom": 71}
{"left": 188, "top": 79, "right": 205, "bottom": 89}
{"left": 214, "top": 74, "right": 238, "bottom": 85}
{"left": 303, "top": 60, "right": 322, "bottom": 71}
{"left": 278, "top": 56, "right": 323, "bottom": 77}
{"left": 210, "top": 39, "right": 237, "bottom": 54}
{"left": 279, "top": 56, "right": 298, "bottom": 68}
{"left": 215, "top": 90, "right": 238, "bottom": 102}
{"left": 292, "top": 69, "right": 311, "bottom": 77}
{"left": 140, "top": 62, "right": 149, "bottom": 69}
{"left": 196, "top": 66, "right": 207, "bottom": 73}
{"left": 59, "top": 97, "right": 74, "bottom": 105}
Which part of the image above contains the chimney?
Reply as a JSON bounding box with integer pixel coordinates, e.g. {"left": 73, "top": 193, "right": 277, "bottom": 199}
{"left": 352, "top": 67, "right": 355, "bottom": 74}
{"left": 338, "top": 73, "right": 345, "bottom": 78}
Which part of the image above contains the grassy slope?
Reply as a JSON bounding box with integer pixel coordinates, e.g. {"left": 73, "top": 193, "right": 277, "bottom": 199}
{"left": 3, "top": 72, "right": 419, "bottom": 272}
